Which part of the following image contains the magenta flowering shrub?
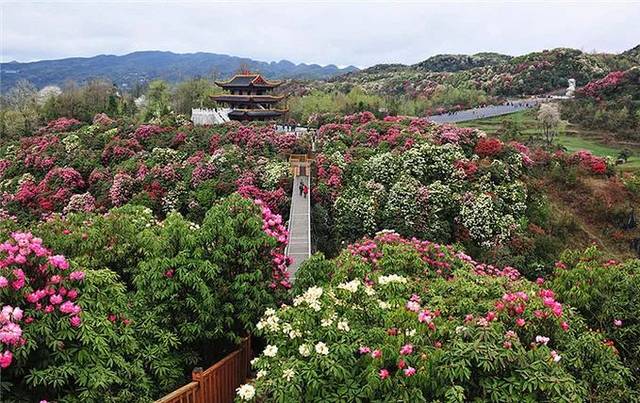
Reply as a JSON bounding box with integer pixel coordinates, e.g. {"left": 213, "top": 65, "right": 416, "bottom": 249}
{"left": 256, "top": 199, "right": 292, "bottom": 290}
{"left": 250, "top": 235, "right": 633, "bottom": 402}
{"left": 134, "top": 124, "right": 165, "bottom": 141}
{"left": 36, "top": 117, "right": 82, "bottom": 135}
{"left": 577, "top": 70, "right": 626, "bottom": 99}
{"left": 0, "top": 232, "right": 82, "bottom": 369}
{"left": 0, "top": 118, "right": 296, "bottom": 222}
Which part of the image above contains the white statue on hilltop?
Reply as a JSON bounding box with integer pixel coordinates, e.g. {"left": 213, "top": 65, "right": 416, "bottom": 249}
{"left": 565, "top": 78, "right": 576, "bottom": 97}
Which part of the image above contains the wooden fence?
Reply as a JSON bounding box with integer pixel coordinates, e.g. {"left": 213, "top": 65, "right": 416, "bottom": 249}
{"left": 156, "top": 337, "right": 252, "bottom": 403}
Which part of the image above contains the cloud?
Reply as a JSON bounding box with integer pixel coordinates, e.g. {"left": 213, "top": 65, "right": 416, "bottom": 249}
{"left": 1, "top": 0, "right": 639, "bottom": 66}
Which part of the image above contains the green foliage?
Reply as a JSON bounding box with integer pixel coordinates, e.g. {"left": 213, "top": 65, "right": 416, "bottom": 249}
{"left": 250, "top": 242, "right": 635, "bottom": 402}
{"left": 551, "top": 247, "right": 640, "bottom": 378}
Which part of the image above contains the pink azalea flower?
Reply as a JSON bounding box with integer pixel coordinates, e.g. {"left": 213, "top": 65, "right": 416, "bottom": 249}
{"left": 399, "top": 344, "right": 413, "bottom": 355}
{"left": 379, "top": 368, "right": 390, "bottom": 379}
{"left": 50, "top": 294, "right": 63, "bottom": 305}
{"left": 49, "top": 255, "right": 69, "bottom": 270}
{"left": 358, "top": 346, "right": 371, "bottom": 355}
{"left": 406, "top": 301, "right": 421, "bottom": 312}
{"left": 70, "top": 316, "right": 81, "bottom": 327}
{"left": 403, "top": 367, "right": 416, "bottom": 377}
{"left": 561, "top": 321, "right": 569, "bottom": 331}
{"left": 0, "top": 276, "right": 8, "bottom": 288}
{"left": 68, "top": 271, "right": 85, "bottom": 281}
{"left": 535, "top": 336, "right": 550, "bottom": 346}
{"left": 614, "top": 319, "right": 623, "bottom": 327}
{"left": 418, "top": 310, "right": 432, "bottom": 323}
{"left": 515, "top": 318, "right": 526, "bottom": 327}
{"left": 371, "top": 349, "right": 382, "bottom": 359}
{"left": 0, "top": 350, "right": 13, "bottom": 368}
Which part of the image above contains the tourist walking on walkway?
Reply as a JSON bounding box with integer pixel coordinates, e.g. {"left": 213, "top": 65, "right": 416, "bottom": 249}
{"left": 303, "top": 184, "right": 308, "bottom": 198}
{"left": 298, "top": 180, "right": 304, "bottom": 196}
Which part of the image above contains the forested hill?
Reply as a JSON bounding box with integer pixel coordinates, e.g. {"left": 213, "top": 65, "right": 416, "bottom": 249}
{"left": 333, "top": 46, "right": 640, "bottom": 97}
{"left": 0, "top": 50, "right": 359, "bottom": 91}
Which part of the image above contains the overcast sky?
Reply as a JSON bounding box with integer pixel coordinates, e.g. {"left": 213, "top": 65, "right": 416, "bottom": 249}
{"left": 1, "top": 0, "right": 639, "bottom": 67}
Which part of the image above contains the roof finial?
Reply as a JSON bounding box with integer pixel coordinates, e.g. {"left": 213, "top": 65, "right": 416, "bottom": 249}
{"left": 238, "top": 63, "right": 253, "bottom": 75}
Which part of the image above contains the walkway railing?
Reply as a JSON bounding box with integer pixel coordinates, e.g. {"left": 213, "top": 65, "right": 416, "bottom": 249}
{"left": 155, "top": 337, "right": 252, "bottom": 403}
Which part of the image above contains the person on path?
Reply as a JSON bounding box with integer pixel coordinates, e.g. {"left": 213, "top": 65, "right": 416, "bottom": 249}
{"left": 298, "top": 181, "right": 304, "bottom": 196}
{"left": 303, "top": 185, "right": 308, "bottom": 198}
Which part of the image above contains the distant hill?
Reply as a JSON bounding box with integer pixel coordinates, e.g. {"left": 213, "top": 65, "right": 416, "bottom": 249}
{"left": 0, "top": 51, "right": 359, "bottom": 92}
{"left": 331, "top": 46, "right": 640, "bottom": 98}
{"left": 413, "top": 52, "right": 512, "bottom": 72}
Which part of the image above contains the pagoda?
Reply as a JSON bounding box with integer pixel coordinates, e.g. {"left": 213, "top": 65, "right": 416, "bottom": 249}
{"left": 212, "top": 72, "right": 287, "bottom": 121}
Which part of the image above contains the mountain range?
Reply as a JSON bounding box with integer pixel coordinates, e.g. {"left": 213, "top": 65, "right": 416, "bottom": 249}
{"left": 0, "top": 51, "right": 359, "bottom": 92}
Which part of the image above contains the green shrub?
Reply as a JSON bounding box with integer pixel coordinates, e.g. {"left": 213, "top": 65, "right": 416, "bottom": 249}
{"left": 551, "top": 247, "right": 640, "bottom": 378}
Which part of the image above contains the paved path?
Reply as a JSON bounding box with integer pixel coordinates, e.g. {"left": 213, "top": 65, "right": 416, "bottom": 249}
{"left": 427, "top": 99, "right": 546, "bottom": 124}
{"left": 286, "top": 175, "right": 311, "bottom": 279}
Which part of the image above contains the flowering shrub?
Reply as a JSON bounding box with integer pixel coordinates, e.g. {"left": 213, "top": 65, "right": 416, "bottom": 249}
{"left": 36, "top": 117, "right": 82, "bottom": 134}
{"left": 316, "top": 116, "right": 528, "bottom": 251}
{"left": 243, "top": 236, "right": 633, "bottom": 402}
{"left": 0, "top": 194, "right": 289, "bottom": 401}
{"left": 0, "top": 119, "right": 295, "bottom": 222}
{"left": 474, "top": 137, "right": 503, "bottom": 158}
{"left": 551, "top": 246, "right": 640, "bottom": 379}
{"left": 577, "top": 70, "right": 626, "bottom": 99}
{"left": 0, "top": 232, "right": 158, "bottom": 401}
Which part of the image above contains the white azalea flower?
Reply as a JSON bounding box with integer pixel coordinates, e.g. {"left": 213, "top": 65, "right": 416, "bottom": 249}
{"left": 315, "top": 341, "right": 329, "bottom": 355}
{"left": 263, "top": 345, "right": 278, "bottom": 357}
{"left": 337, "top": 279, "right": 360, "bottom": 293}
{"left": 337, "top": 320, "right": 350, "bottom": 332}
{"left": 236, "top": 384, "right": 255, "bottom": 401}
{"left": 282, "top": 368, "right": 295, "bottom": 381}
{"left": 378, "top": 274, "right": 407, "bottom": 285}
{"left": 299, "top": 344, "right": 312, "bottom": 357}
{"left": 256, "top": 370, "right": 266, "bottom": 379}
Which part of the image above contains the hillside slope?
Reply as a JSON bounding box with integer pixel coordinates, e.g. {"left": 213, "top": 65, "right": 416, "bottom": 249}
{"left": 332, "top": 46, "right": 639, "bottom": 98}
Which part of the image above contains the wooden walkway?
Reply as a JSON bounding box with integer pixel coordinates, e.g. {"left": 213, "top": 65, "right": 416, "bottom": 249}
{"left": 286, "top": 156, "right": 312, "bottom": 278}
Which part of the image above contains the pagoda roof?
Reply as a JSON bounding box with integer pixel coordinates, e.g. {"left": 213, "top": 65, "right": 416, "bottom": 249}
{"left": 215, "top": 74, "right": 282, "bottom": 88}
{"left": 212, "top": 94, "right": 285, "bottom": 103}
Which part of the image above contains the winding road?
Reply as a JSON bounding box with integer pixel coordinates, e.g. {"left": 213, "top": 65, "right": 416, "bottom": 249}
{"left": 427, "top": 98, "right": 548, "bottom": 124}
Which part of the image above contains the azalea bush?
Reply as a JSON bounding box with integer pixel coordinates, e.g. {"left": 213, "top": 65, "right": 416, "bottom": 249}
{"left": 551, "top": 246, "right": 640, "bottom": 378}
{"left": 0, "top": 232, "right": 155, "bottom": 402}
{"left": 240, "top": 232, "right": 634, "bottom": 402}
{"left": 313, "top": 114, "right": 531, "bottom": 252}
{"left": 0, "top": 118, "right": 296, "bottom": 222}
{"left": 0, "top": 193, "right": 291, "bottom": 401}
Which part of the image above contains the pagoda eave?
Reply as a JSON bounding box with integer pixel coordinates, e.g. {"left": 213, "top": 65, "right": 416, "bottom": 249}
{"left": 212, "top": 94, "right": 285, "bottom": 103}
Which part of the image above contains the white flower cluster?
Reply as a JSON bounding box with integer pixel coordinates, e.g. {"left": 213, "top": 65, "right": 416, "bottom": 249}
{"left": 378, "top": 274, "right": 407, "bottom": 285}
{"left": 236, "top": 384, "right": 256, "bottom": 401}
{"left": 337, "top": 320, "right": 350, "bottom": 332}
{"left": 298, "top": 344, "right": 312, "bottom": 357}
{"left": 337, "top": 279, "right": 360, "bottom": 293}
{"left": 459, "top": 192, "right": 516, "bottom": 247}
{"left": 62, "top": 134, "right": 81, "bottom": 153}
{"left": 256, "top": 308, "right": 281, "bottom": 332}
{"left": 151, "top": 147, "right": 182, "bottom": 164}
{"left": 314, "top": 341, "right": 329, "bottom": 355}
{"left": 260, "top": 160, "right": 291, "bottom": 190}
{"left": 263, "top": 345, "right": 278, "bottom": 357}
{"left": 293, "top": 286, "right": 324, "bottom": 311}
